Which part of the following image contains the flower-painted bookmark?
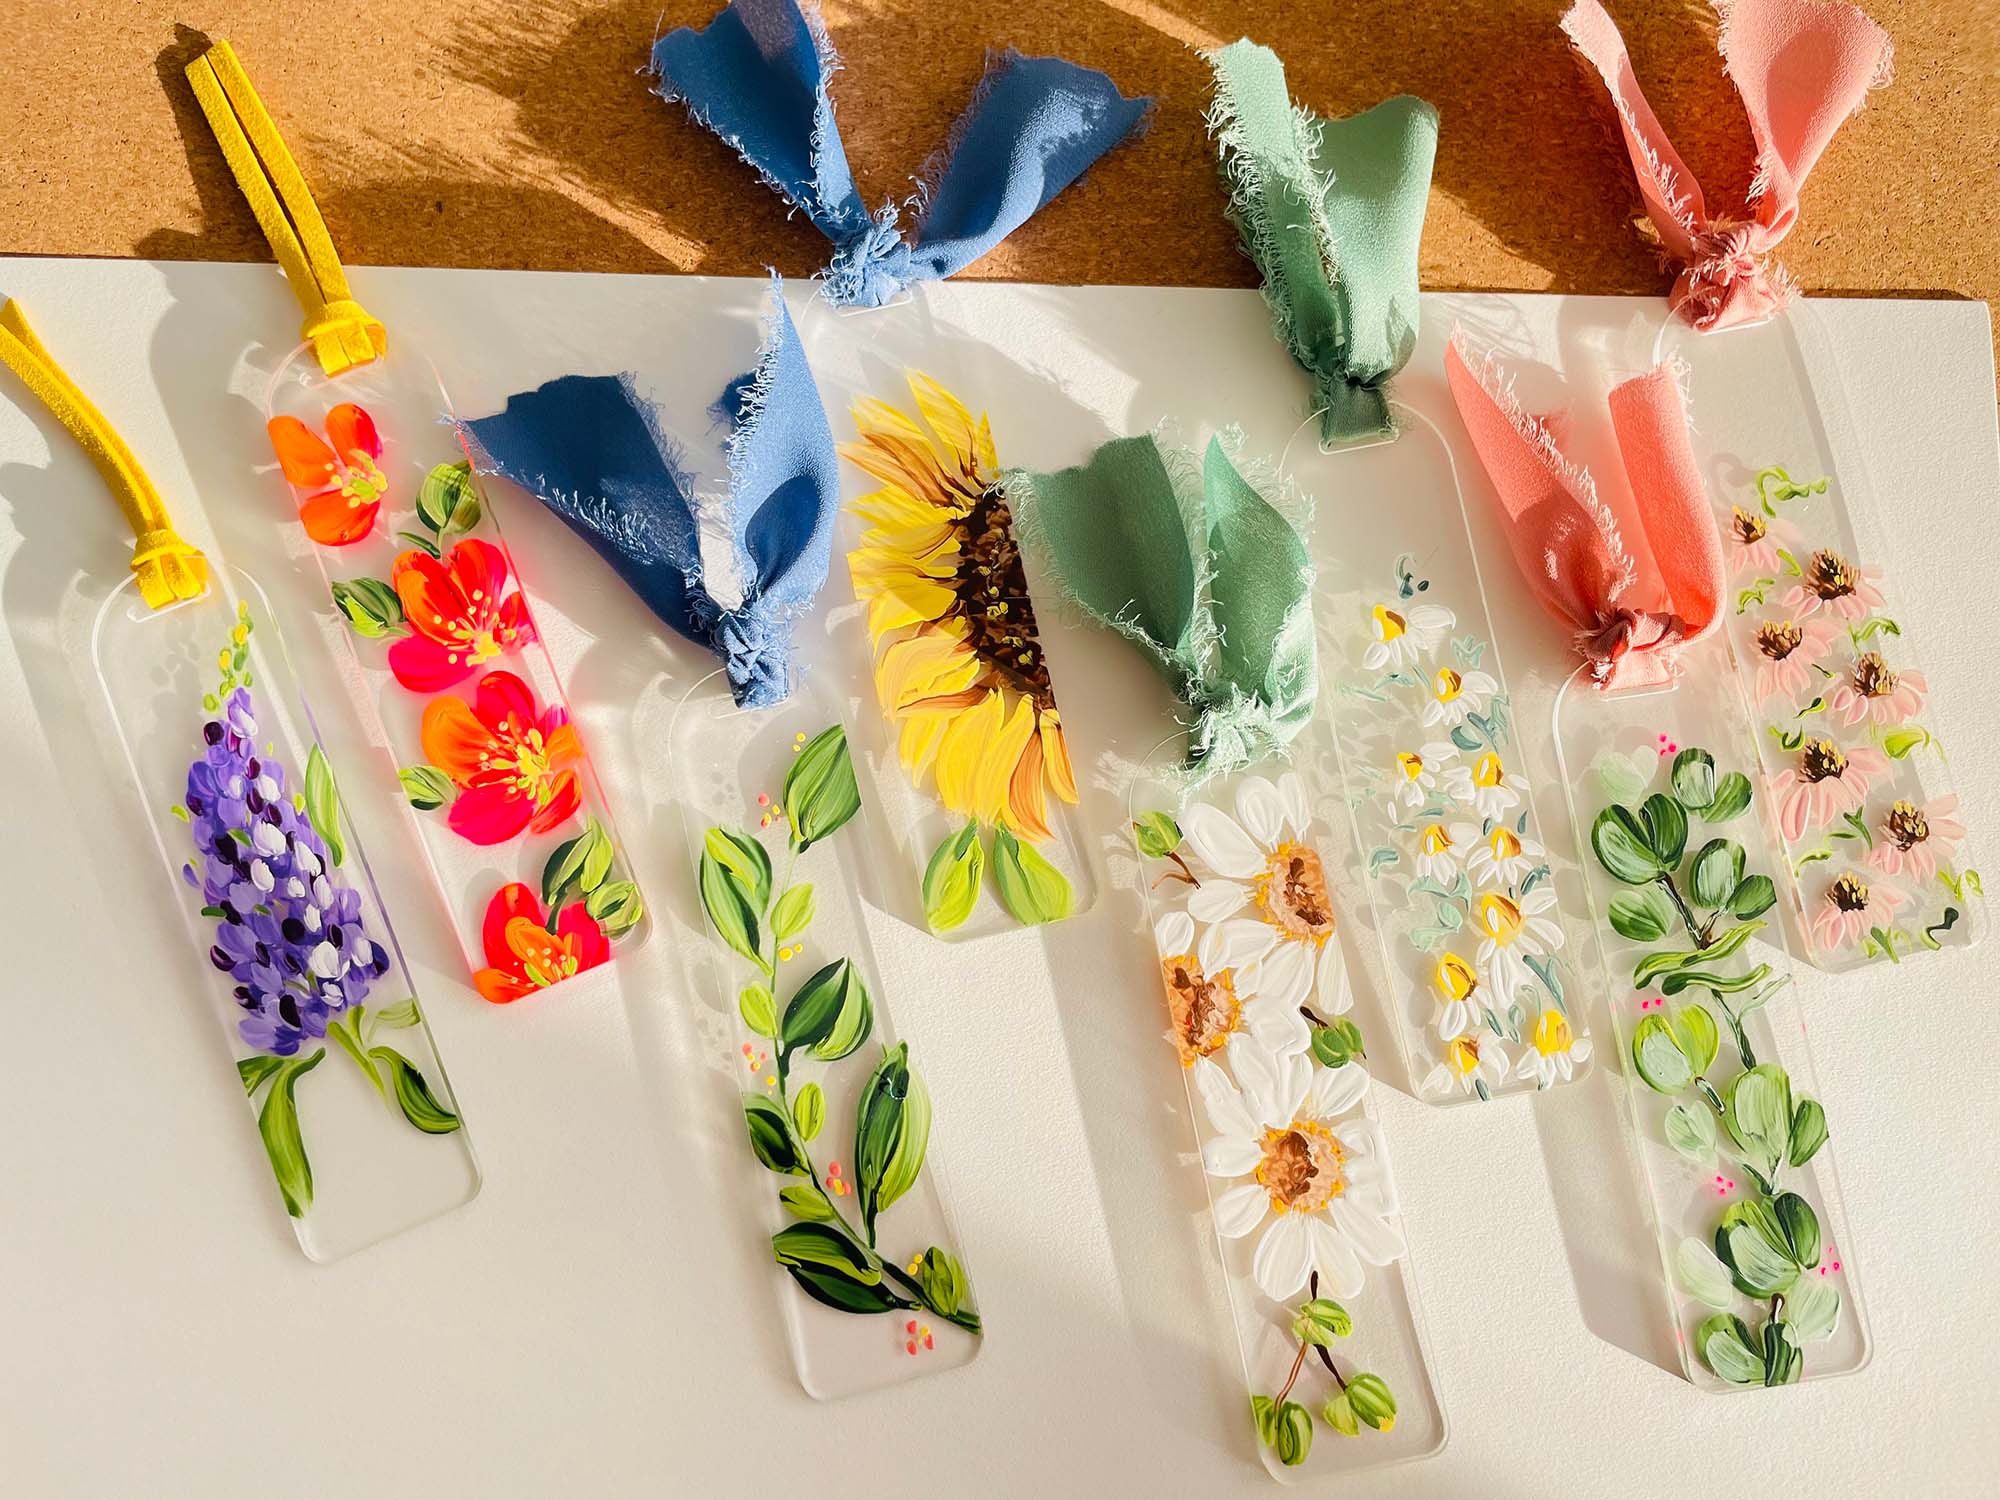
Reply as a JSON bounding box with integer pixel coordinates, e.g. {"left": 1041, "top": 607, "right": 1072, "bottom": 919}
{"left": 1447, "top": 333, "right": 1868, "bottom": 1390}
{"left": 1205, "top": 40, "right": 1437, "bottom": 445}
{"left": 653, "top": 0, "right": 1151, "bottom": 308}
{"left": 2, "top": 298, "right": 476, "bottom": 1260}
{"left": 188, "top": 39, "right": 649, "bottom": 999}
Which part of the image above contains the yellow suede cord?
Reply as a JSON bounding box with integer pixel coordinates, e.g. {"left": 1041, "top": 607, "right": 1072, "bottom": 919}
{"left": 185, "top": 39, "right": 384, "bottom": 375}
{"left": 0, "top": 300, "right": 208, "bottom": 608}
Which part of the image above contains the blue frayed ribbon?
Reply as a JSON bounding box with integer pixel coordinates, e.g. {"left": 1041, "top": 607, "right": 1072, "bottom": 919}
{"left": 652, "top": 0, "right": 1152, "bottom": 308}
{"left": 457, "top": 284, "right": 837, "bottom": 708}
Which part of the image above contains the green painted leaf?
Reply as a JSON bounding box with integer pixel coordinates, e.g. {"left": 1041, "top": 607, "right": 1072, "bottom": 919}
{"left": 992, "top": 827, "right": 1073, "bottom": 925}
{"left": 855, "top": 1042, "right": 930, "bottom": 1238}
{"left": 699, "top": 837, "right": 765, "bottom": 969}
{"left": 372, "top": 998, "right": 421, "bottom": 1030}
{"left": 771, "top": 883, "right": 816, "bottom": 944}
{"left": 1670, "top": 748, "right": 1717, "bottom": 811}
{"left": 1310, "top": 1018, "right": 1367, "bottom": 1069}
{"left": 1641, "top": 792, "right": 1689, "bottom": 867}
{"left": 1664, "top": 1101, "right": 1718, "bottom": 1164}
{"left": 922, "top": 822, "right": 983, "bottom": 932}
{"left": 771, "top": 1220, "right": 884, "bottom": 1285}
{"left": 584, "top": 879, "right": 644, "bottom": 938}
{"left": 784, "top": 1262, "right": 905, "bottom": 1316}
{"left": 1631, "top": 1014, "right": 1693, "bottom": 1094}
{"left": 1595, "top": 750, "right": 1650, "bottom": 803}
{"left": 780, "top": 959, "right": 873, "bottom": 1062}
{"left": 703, "top": 826, "right": 772, "bottom": 912}
{"left": 783, "top": 724, "right": 861, "bottom": 852}
{"left": 1592, "top": 804, "right": 1666, "bottom": 884}
{"left": 1672, "top": 1004, "right": 1720, "bottom": 1076}
{"left": 1724, "top": 1065, "right": 1793, "bottom": 1179}
{"left": 237, "top": 1054, "right": 284, "bottom": 1094}
{"left": 1608, "top": 887, "right": 1675, "bottom": 942}
{"left": 1705, "top": 772, "right": 1753, "bottom": 823}
{"left": 416, "top": 461, "right": 481, "bottom": 538}
{"left": 1291, "top": 1297, "right": 1352, "bottom": 1346}
{"left": 368, "top": 1046, "right": 461, "bottom": 1133}
{"left": 544, "top": 819, "right": 614, "bottom": 910}
{"left": 398, "top": 764, "right": 454, "bottom": 811}
{"left": 1273, "top": 1400, "right": 1313, "bottom": 1465}
{"left": 1251, "top": 1395, "right": 1280, "bottom": 1449}
{"left": 792, "top": 1081, "right": 825, "bottom": 1143}
{"left": 742, "top": 1093, "right": 807, "bottom": 1175}
{"left": 1676, "top": 1236, "right": 1735, "bottom": 1310}
{"left": 303, "top": 745, "right": 346, "bottom": 867}
{"left": 1345, "top": 1373, "right": 1396, "bottom": 1432}
{"left": 1632, "top": 922, "right": 1766, "bottom": 987}
{"left": 778, "top": 1183, "right": 837, "bottom": 1222}
{"left": 257, "top": 1049, "right": 325, "bottom": 1218}
{"left": 1788, "top": 1097, "right": 1829, "bottom": 1168}
{"left": 330, "top": 576, "right": 406, "bottom": 638}
{"left": 1698, "top": 1314, "right": 1764, "bottom": 1384}
{"left": 738, "top": 984, "right": 777, "bottom": 1038}
{"left": 1882, "top": 726, "right": 1930, "bottom": 760}
{"left": 917, "top": 1246, "right": 970, "bottom": 1321}
{"left": 1774, "top": 1191, "right": 1821, "bottom": 1268}
{"left": 1690, "top": 838, "right": 1746, "bottom": 909}
{"left": 1783, "top": 1277, "right": 1840, "bottom": 1344}
{"left": 1717, "top": 1199, "right": 1797, "bottom": 1296}
{"left": 1728, "top": 873, "right": 1777, "bottom": 919}
{"left": 1132, "top": 811, "right": 1182, "bottom": 859}
{"left": 1321, "top": 1391, "right": 1358, "bottom": 1437}
{"left": 1660, "top": 960, "right": 1773, "bottom": 998}
{"left": 1762, "top": 1319, "right": 1802, "bottom": 1385}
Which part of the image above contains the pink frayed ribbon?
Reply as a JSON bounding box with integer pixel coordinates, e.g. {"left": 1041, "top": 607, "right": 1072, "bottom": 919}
{"left": 1444, "top": 334, "right": 1724, "bottom": 689}
{"left": 1562, "top": 0, "right": 1893, "bottom": 331}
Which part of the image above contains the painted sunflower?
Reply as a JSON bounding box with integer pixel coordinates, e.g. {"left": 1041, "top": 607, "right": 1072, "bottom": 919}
{"left": 841, "top": 373, "right": 1077, "bottom": 842}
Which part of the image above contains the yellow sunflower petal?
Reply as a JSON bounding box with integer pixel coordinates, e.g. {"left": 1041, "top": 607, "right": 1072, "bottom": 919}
{"left": 848, "top": 397, "right": 931, "bottom": 449}
{"left": 972, "top": 692, "right": 1040, "bottom": 828}
{"left": 908, "top": 372, "right": 991, "bottom": 486}
{"left": 933, "top": 688, "right": 1005, "bottom": 817}
{"left": 876, "top": 628, "right": 981, "bottom": 711}
{"left": 1004, "top": 725, "right": 1052, "bottom": 842}
{"left": 899, "top": 711, "right": 950, "bottom": 780}
{"left": 866, "top": 580, "right": 954, "bottom": 639}
{"left": 1040, "top": 710, "right": 1079, "bottom": 805}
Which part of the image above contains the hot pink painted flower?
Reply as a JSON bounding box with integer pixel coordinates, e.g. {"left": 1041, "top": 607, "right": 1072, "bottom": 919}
{"left": 1781, "top": 549, "right": 1886, "bottom": 621}
{"left": 1723, "top": 506, "right": 1800, "bottom": 576}
{"left": 1810, "top": 871, "right": 1908, "bottom": 952}
{"left": 1771, "top": 737, "right": 1888, "bottom": 842}
{"left": 1827, "top": 651, "right": 1926, "bottom": 728}
{"left": 1749, "top": 615, "right": 1838, "bottom": 706}
{"left": 1869, "top": 795, "right": 1965, "bottom": 882}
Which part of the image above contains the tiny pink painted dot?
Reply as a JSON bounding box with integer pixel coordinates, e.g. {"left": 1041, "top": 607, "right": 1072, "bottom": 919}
{"left": 1658, "top": 734, "right": 1667, "bottom": 742}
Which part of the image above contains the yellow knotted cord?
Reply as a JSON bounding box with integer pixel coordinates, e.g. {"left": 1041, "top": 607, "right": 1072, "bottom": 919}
{"left": 185, "top": 39, "right": 384, "bottom": 375}
{"left": 0, "top": 300, "right": 209, "bottom": 609}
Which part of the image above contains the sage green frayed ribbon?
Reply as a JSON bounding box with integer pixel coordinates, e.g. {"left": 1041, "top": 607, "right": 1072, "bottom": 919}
{"left": 1011, "top": 433, "right": 1314, "bottom": 779}
{"left": 1206, "top": 39, "right": 1438, "bottom": 445}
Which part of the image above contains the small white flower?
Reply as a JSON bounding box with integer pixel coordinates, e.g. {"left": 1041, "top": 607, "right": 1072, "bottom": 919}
{"left": 1411, "top": 822, "right": 1459, "bottom": 884}
{"left": 1428, "top": 952, "right": 1483, "bottom": 1040}
{"left": 1456, "top": 820, "right": 1543, "bottom": 889}
{"left": 1472, "top": 885, "right": 1566, "bottom": 1004}
{"left": 1422, "top": 1032, "right": 1510, "bottom": 1099}
{"left": 1420, "top": 665, "right": 1497, "bottom": 728}
{"left": 1443, "top": 751, "right": 1521, "bottom": 824}
{"left": 1361, "top": 602, "right": 1455, "bottom": 672}
{"left": 1390, "top": 741, "right": 1460, "bottom": 809}
{"left": 1515, "top": 1008, "right": 1593, "bottom": 1089}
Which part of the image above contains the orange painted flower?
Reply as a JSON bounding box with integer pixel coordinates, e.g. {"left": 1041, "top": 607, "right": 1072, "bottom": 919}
{"left": 420, "top": 670, "right": 583, "bottom": 845}
{"left": 387, "top": 538, "right": 533, "bottom": 692}
{"left": 267, "top": 403, "right": 387, "bottom": 546}
{"left": 472, "top": 882, "right": 609, "bottom": 1003}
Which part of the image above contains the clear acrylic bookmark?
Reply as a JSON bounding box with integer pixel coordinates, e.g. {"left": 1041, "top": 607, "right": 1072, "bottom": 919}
{"left": 93, "top": 565, "right": 479, "bottom": 1260}
{"left": 836, "top": 372, "right": 1098, "bottom": 941}
{"left": 668, "top": 669, "right": 982, "bottom": 1397}
{"left": 1127, "top": 721, "right": 1445, "bottom": 1478}
{"left": 1660, "top": 305, "right": 1984, "bottom": 968}
{"left": 1553, "top": 640, "right": 1868, "bottom": 1390}
{"left": 262, "top": 344, "right": 648, "bottom": 1000}
{"left": 1302, "top": 405, "right": 1596, "bottom": 1104}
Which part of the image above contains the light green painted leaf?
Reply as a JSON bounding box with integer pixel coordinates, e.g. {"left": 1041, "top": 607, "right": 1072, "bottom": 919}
{"left": 1664, "top": 1101, "right": 1718, "bottom": 1164}
{"left": 1632, "top": 922, "right": 1765, "bottom": 987}
{"left": 778, "top": 1183, "right": 837, "bottom": 1222}
{"left": 1725, "top": 1064, "right": 1794, "bottom": 1177}
{"left": 1672, "top": 1004, "right": 1720, "bottom": 1076}
{"left": 257, "top": 1049, "right": 325, "bottom": 1218}
{"left": 699, "top": 832, "right": 766, "bottom": 969}
{"left": 792, "top": 1081, "right": 825, "bottom": 1143}
{"left": 303, "top": 745, "right": 346, "bottom": 867}
{"left": 1608, "top": 887, "right": 1674, "bottom": 942}
{"left": 1595, "top": 750, "right": 1650, "bottom": 803}
{"left": 1291, "top": 1297, "right": 1352, "bottom": 1346}
{"left": 917, "top": 1246, "right": 970, "bottom": 1321}
{"left": 783, "top": 724, "right": 861, "bottom": 852}
{"left": 1632, "top": 1014, "right": 1693, "bottom": 1094}
{"left": 1676, "top": 1236, "right": 1735, "bottom": 1310}
{"left": 771, "top": 1220, "right": 883, "bottom": 1284}
{"left": 371, "top": 998, "right": 421, "bottom": 1030}
{"left": 992, "top": 827, "right": 1073, "bottom": 925}
{"left": 1670, "top": 748, "right": 1717, "bottom": 811}
{"left": 1660, "top": 960, "right": 1773, "bottom": 998}
{"left": 416, "top": 461, "right": 481, "bottom": 538}
{"left": 738, "top": 984, "right": 777, "bottom": 1038}
{"left": 1698, "top": 1314, "right": 1764, "bottom": 1384}
{"left": 545, "top": 819, "right": 614, "bottom": 910}
{"left": 584, "top": 879, "right": 645, "bottom": 938}
{"left": 398, "top": 764, "right": 454, "bottom": 812}
{"left": 1882, "top": 726, "right": 1930, "bottom": 760}
{"left": 368, "top": 1046, "right": 461, "bottom": 1133}
{"left": 1718, "top": 1201, "right": 1798, "bottom": 1297}
{"left": 1132, "top": 810, "right": 1182, "bottom": 859}
{"left": 771, "top": 883, "right": 816, "bottom": 943}
{"left": 1784, "top": 1276, "right": 1840, "bottom": 1344}
{"left": 1690, "top": 838, "right": 1746, "bottom": 908}
{"left": 922, "top": 822, "right": 983, "bottom": 932}
{"left": 1272, "top": 1401, "right": 1313, "bottom": 1465}
{"left": 237, "top": 1054, "right": 284, "bottom": 1094}
{"left": 703, "top": 826, "right": 773, "bottom": 911}
{"left": 1346, "top": 1373, "right": 1395, "bottom": 1432}
{"left": 1321, "top": 1391, "right": 1358, "bottom": 1437}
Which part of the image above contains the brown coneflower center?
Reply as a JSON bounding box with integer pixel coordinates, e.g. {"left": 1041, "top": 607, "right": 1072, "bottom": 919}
{"left": 1883, "top": 799, "right": 1929, "bottom": 851}
{"left": 1731, "top": 507, "right": 1768, "bottom": 544}
{"left": 1257, "top": 842, "right": 1334, "bottom": 946}
{"left": 1255, "top": 1120, "right": 1347, "bottom": 1214}
{"left": 1851, "top": 651, "right": 1897, "bottom": 698}
{"left": 1161, "top": 954, "right": 1241, "bottom": 1065}
{"left": 1800, "top": 737, "right": 1848, "bottom": 782}
{"left": 1828, "top": 873, "right": 1870, "bottom": 913}
{"left": 1805, "top": 549, "right": 1857, "bottom": 602}
{"left": 953, "top": 486, "right": 1051, "bottom": 704}
{"left": 1756, "top": 620, "right": 1803, "bottom": 661}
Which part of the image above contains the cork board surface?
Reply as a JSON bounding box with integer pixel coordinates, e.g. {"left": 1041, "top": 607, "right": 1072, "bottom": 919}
{"left": 0, "top": 2, "right": 1995, "bottom": 368}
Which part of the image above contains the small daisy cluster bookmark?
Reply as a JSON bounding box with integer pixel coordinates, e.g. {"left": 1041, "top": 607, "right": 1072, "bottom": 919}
{"left": 1447, "top": 334, "right": 1869, "bottom": 1392}
{"left": 188, "top": 39, "right": 648, "bottom": 1000}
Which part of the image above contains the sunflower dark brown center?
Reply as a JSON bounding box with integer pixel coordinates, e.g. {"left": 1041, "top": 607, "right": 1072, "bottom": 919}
{"left": 1731, "top": 507, "right": 1768, "bottom": 544}
{"left": 953, "top": 486, "right": 1051, "bottom": 704}
{"left": 1884, "top": 799, "right": 1929, "bottom": 850}
{"left": 1756, "top": 620, "right": 1803, "bottom": 661}
{"left": 1805, "top": 550, "right": 1857, "bottom": 601}
{"left": 1800, "top": 737, "right": 1848, "bottom": 782}
{"left": 1851, "top": 651, "right": 1897, "bottom": 697}
{"left": 1829, "top": 873, "right": 1870, "bottom": 912}
{"left": 1161, "top": 954, "right": 1240, "bottom": 1063}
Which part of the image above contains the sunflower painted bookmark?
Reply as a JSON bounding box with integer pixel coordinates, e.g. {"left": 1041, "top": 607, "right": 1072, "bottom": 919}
{"left": 839, "top": 374, "right": 1093, "bottom": 937}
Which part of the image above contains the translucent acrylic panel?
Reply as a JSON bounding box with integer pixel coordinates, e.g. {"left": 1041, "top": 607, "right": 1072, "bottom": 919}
{"left": 93, "top": 567, "right": 479, "bottom": 1261}
{"left": 1308, "top": 408, "right": 1597, "bottom": 1104}
{"left": 1128, "top": 723, "right": 1445, "bottom": 1479}
{"left": 263, "top": 344, "right": 647, "bottom": 998}
{"left": 835, "top": 373, "right": 1097, "bottom": 941}
{"left": 668, "top": 672, "right": 982, "bottom": 1398}
{"left": 1553, "top": 643, "right": 1868, "bottom": 1391}
{"left": 1661, "top": 306, "right": 1984, "bottom": 969}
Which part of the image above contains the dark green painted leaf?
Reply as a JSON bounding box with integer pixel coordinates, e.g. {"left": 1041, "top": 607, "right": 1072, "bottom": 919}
{"left": 1729, "top": 874, "right": 1777, "bottom": 919}
{"left": 303, "top": 745, "right": 346, "bottom": 867}
{"left": 855, "top": 1042, "right": 930, "bottom": 1238}
{"left": 922, "top": 822, "right": 984, "bottom": 932}
{"left": 1788, "top": 1097, "right": 1829, "bottom": 1168}
{"left": 1591, "top": 804, "right": 1666, "bottom": 884}
{"left": 992, "top": 828, "right": 1073, "bottom": 925}
{"left": 742, "top": 1093, "right": 807, "bottom": 1175}
{"left": 1670, "top": 748, "right": 1717, "bottom": 811}
{"left": 1774, "top": 1191, "right": 1821, "bottom": 1268}
{"left": 368, "top": 1046, "right": 461, "bottom": 1133}
{"left": 416, "top": 461, "right": 481, "bottom": 538}
{"left": 783, "top": 725, "right": 861, "bottom": 852}
{"left": 330, "top": 576, "right": 406, "bottom": 638}
{"left": 1762, "top": 1319, "right": 1802, "bottom": 1386}
{"left": 257, "top": 1049, "right": 325, "bottom": 1218}
{"left": 1640, "top": 792, "right": 1688, "bottom": 867}
{"left": 543, "top": 819, "right": 614, "bottom": 911}
{"left": 1705, "top": 772, "right": 1753, "bottom": 822}
{"left": 1310, "top": 1019, "right": 1366, "bottom": 1069}
{"left": 783, "top": 1262, "right": 904, "bottom": 1316}
{"left": 398, "top": 764, "right": 454, "bottom": 812}
{"left": 238, "top": 1054, "right": 284, "bottom": 1094}
{"left": 700, "top": 840, "right": 764, "bottom": 969}
{"left": 703, "top": 826, "right": 772, "bottom": 913}
{"left": 772, "top": 1220, "right": 883, "bottom": 1284}
{"left": 780, "top": 959, "right": 873, "bottom": 1061}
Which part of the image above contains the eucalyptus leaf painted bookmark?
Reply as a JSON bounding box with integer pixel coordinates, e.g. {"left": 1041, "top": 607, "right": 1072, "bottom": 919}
{"left": 1205, "top": 39, "right": 1436, "bottom": 445}
{"left": 653, "top": 0, "right": 1152, "bottom": 307}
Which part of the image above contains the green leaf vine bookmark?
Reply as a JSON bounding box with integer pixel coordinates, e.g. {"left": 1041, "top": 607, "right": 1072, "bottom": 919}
{"left": 676, "top": 685, "right": 983, "bottom": 1395}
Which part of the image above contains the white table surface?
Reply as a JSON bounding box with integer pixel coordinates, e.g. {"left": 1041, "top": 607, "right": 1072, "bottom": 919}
{"left": 1, "top": 261, "right": 1995, "bottom": 1499}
